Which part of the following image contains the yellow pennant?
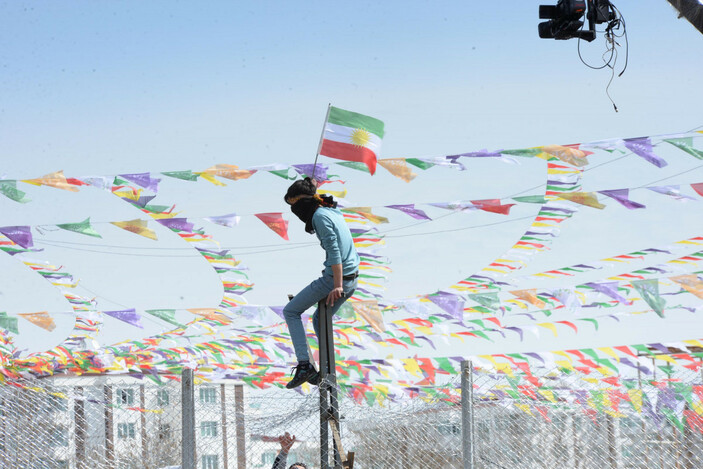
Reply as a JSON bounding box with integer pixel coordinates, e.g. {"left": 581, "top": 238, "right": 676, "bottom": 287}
{"left": 537, "top": 322, "right": 558, "bottom": 337}
{"left": 556, "top": 192, "right": 606, "bottom": 209}
{"left": 541, "top": 145, "right": 590, "bottom": 167}
{"left": 344, "top": 207, "right": 389, "bottom": 224}
{"left": 18, "top": 312, "right": 56, "bottom": 331}
{"left": 509, "top": 289, "right": 547, "bottom": 309}
{"left": 22, "top": 170, "right": 80, "bottom": 192}
{"left": 187, "top": 308, "right": 231, "bottom": 324}
{"left": 670, "top": 274, "right": 703, "bottom": 299}
{"left": 377, "top": 158, "right": 417, "bottom": 182}
{"left": 110, "top": 219, "right": 158, "bottom": 241}
{"left": 351, "top": 301, "right": 386, "bottom": 333}
{"left": 202, "top": 164, "right": 256, "bottom": 181}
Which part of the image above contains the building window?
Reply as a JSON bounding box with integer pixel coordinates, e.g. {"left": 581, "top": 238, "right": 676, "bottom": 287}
{"left": 199, "top": 387, "right": 217, "bottom": 404}
{"left": 157, "top": 389, "right": 170, "bottom": 407}
{"left": 48, "top": 394, "right": 68, "bottom": 412}
{"left": 117, "top": 388, "right": 135, "bottom": 406}
{"left": 158, "top": 423, "right": 171, "bottom": 440}
{"left": 50, "top": 427, "right": 69, "bottom": 447}
{"left": 201, "top": 421, "right": 218, "bottom": 438}
{"left": 201, "top": 454, "right": 218, "bottom": 469}
{"left": 117, "top": 422, "right": 136, "bottom": 439}
{"left": 262, "top": 452, "right": 276, "bottom": 465}
{"left": 437, "top": 423, "right": 461, "bottom": 435}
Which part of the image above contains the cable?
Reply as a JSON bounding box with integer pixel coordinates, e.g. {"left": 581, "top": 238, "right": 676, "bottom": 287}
{"left": 576, "top": 1, "right": 628, "bottom": 111}
{"left": 33, "top": 214, "right": 539, "bottom": 258}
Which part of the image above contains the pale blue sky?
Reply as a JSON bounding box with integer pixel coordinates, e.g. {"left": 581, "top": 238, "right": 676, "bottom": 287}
{"left": 1, "top": 1, "right": 702, "bottom": 357}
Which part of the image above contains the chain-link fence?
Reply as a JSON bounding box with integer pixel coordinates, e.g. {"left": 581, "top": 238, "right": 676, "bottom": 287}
{"left": 2, "top": 364, "right": 703, "bottom": 468}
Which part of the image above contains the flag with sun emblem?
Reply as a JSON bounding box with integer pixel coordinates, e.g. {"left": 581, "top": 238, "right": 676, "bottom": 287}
{"left": 320, "top": 106, "right": 384, "bottom": 175}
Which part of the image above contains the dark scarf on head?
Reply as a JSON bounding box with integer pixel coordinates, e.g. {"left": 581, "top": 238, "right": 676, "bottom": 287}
{"left": 291, "top": 194, "right": 337, "bottom": 234}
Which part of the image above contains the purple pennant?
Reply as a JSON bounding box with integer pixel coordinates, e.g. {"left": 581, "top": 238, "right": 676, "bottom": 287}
{"left": 524, "top": 352, "right": 546, "bottom": 365}
{"left": 194, "top": 247, "right": 230, "bottom": 257}
{"left": 648, "top": 342, "right": 670, "bottom": 354}
{"left": 599, "top": 189, "right": 646, "bottom": 209}
{"left": 156, "top": 218, "right": 194, "bottom": 232}
{"left": 120, "top": 173, "right": 161, "bottom": 192}
{"left": 386, "top": 204, "right": 431, "bottom": 220}
{"left": 446, "top": 149, "right": 503, "bottom": 158}
{"left": 443, "top": 155, "right": 467, "bottom": 170}
{"left": 525, "top": 230, "right": 558, "bottom": 238}
{"left": 583, "top": 282, "right": 632, "bottom": 305}
{"left": 620, "top": 357, "right": 652, "bottom": 375}
{"left": 624, "top": 137, "right": 668, "bottom": 168}
{"left": 428, "top": 291, "right": 465, "bottom": 321}
{"left": 648, "top": 185, "right": 696, "bottom": 201}
{"left": 130, "top": 195, "right": 157, "bottom": 208}
{"left": 104, "top": 308, "right": 143, "bottom": 328}
{"left": 505, "top": 326, "right": 524, "bottom": 341}
{"left": 204, "top": 213, "right": 240, "bottom": 228}
{"left": 270, "top": 306, "right": 285, "bottom": 319}
{"left": 293, "top": 164, "right": 328, "bottom": 181}
{"left": 415, "top": 336, "right": 436, "bottom": 350}
{"left": 429, "top": 201, "right": 476, "bottom": 212}
{"left": 0, "top": 225, "right": 33, "bottom": 248}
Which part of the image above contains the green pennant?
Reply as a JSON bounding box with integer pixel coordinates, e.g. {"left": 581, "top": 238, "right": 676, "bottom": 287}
{"left": 596, "top": 358, "right": 619, "bottom": 373}
{"left": 406, "top": 158, "right": 435, "bottom": 170}
{"left": 268, "top": 169, "right": 295, "bottom": 180}
{"left": 632, "top": 279, "right": 666, "bottom": 318}
{"left": 664, "top": 137, "right": 703, "bottom": 160}
{"left": 662, "top": 407, "right": 686, "bottom": 433}
{"left": 512, "top": 195, "right": 548, "bottom": 204}
{"left": 631, "top": 344, "right": 651, "bottom": 355}
{"left": 468, "top": 293, "right": 500, "bottom": 310}
{"left": 578, "top": 318, "right": 599, "bottom": 330}
{"left": 112, "top": 176, "right": 129, "bottom": 186}
{"left": 162, "top": 170, "right": 200, "bottom": 181}
{"left": 145, "top": 309, "right": 185, "bottom": 328}
{"left": 56, "top": 218, "right": 102, "bottom": 238}
{"left": 501, "top": 148, "right": 542, "bottom": 158}
{"left": 143, "top": 204, "right": 173, "bottom": 214}
{"left": 0, "top": 312, "right": 18, "bottom": 334}
{"left": 0, "top": 180, "right": 30, "bottom": 203}
{"left": 433, "top": 357, "right": 456, "bottom": 374}
{"left": 337, "top": 161, "right": 371, "bottom": 173}
{"left": 471, "top": 330, "right": 492, "bottom": 341}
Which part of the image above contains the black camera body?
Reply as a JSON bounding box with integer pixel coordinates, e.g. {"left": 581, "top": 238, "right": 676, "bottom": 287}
{"left": 538, "top": 0, "right": 591, "bottom": 40}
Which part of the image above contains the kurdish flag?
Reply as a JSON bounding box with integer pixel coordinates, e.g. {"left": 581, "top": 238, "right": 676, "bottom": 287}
{"left": 320, "top": 106, "right": 384, "bottom": 175}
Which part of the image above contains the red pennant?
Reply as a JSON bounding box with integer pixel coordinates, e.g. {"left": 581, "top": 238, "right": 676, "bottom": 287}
{"left": 691, "top": 183, "right": 703, "bottom": 197}
{"left": 470, "top": 199, "right": 515, "bottom": 215}
{"left": 255, "top": 213, "right": 289, "bottom": 240}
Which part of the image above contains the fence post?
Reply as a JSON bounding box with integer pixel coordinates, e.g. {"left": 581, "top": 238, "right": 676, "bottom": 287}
{"left": 221, "top": 384, "right": 230, "bottom": 469}
{"left": 461, "top": 360, "right": 475, "bottom": 469}
{"left": 182, "top": 368, "right": 196, "bottom": 469}
{"left": 104, "top": 384, "right": 115, "bottom": 468}
{"left": 140, "top": 385, "right": 148, "bottom": 465}
{"left": 74, "top": 386, "right": 86, "bottom": 469}
{"left": 235, "top": 384, "right": 247, "bottom": 469}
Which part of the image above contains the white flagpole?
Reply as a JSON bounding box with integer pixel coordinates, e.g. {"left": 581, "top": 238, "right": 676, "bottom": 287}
{"left": 311, "top": 103, "right": 331, "bottom": 183}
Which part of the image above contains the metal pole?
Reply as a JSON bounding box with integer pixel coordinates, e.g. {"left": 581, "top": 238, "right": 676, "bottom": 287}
{"left": 74, "top": 386, "right": 86, "bottom": 469}
{"left": 311, "top": 103, "right": 332, "bottom": 181}
{"left": 181, "top": 368, "right": 196, "bottom": 469}
{"left": 318, "top": 300, "right": 331, "bottom": 469}
{"left": 104, "top": 385, "right": 115, "bottom": 469}
{"left": 220, "top": 384, "right": 230, "bottom": 469}
{"left": 235, "top": 384, "right": 247, "bottom": 469}
{"left": 326, "top": 300, "right": 342, "bottom": 469}
{"left": 140, "top": 385, "right": 148, "bottom": 465}
{"left": 461, "top": 360, "right": 475, "bottom": 469}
